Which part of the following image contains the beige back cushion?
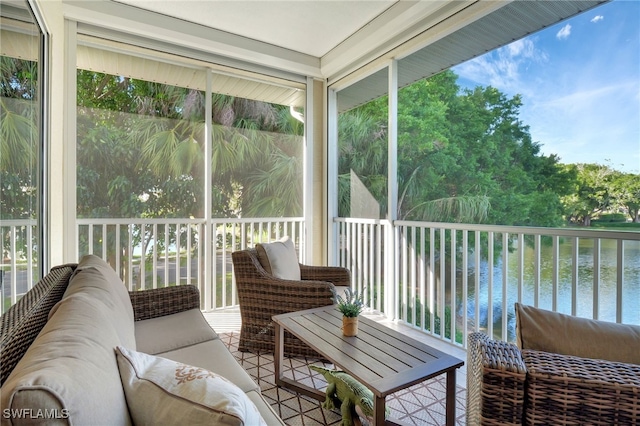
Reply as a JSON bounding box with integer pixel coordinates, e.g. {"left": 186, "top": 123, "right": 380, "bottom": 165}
{"left": 0, "top": 255, "right": 136, "bottom": 425}
{"left": 255, "top": 236, "right": 301, "bottom": 280}
{"left": 515, "top": 303, "right": 640, "bottom": 365}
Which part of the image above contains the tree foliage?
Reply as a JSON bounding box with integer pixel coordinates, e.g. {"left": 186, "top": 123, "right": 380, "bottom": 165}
{"left": 1, "top": 57, "right": 38, "bottom": 220}
{"left": 75, "top": 70, "right": 303, "bottom": 221}
{"left": 338, "top": 70, "right": 574, "bottom": 226}
{"left": 562, "top": 163, "right": 640, "bottom": 225}
{"left": 3, "top": 61, "right": 637, "bottom": 232}
{"left": 612, "top": 172, "right": 640, "bottom": 223}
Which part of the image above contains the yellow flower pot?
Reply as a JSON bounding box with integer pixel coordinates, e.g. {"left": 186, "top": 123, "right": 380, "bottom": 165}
{"left": 342, "top": 316, "right": 358, "bottom": 337}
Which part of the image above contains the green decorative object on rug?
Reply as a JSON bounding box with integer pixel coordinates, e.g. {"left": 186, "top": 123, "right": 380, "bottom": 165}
{"left": 310, "top": 365, "right": 377, "bottom": 426}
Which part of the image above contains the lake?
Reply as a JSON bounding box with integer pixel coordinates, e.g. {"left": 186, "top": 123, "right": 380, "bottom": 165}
{"left": 463, "top": 236, "right": 640, "bottom": 341}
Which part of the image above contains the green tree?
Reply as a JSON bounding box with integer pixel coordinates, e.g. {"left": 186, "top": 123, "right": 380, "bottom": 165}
{"left": 1, "top": 57, "right": 38, "bottom": 220}
{"left": 75, "top": 71, "right": 305, "bottom": 285}
{"left": 337, "top": 110, "right": 388, "bottom": 217}
{"left": 338, "top": 70, "right": 571, "bottom": 226}
{"left": 76, "top": 71, "right": 304, "bottom": 222}
{"left": 561, "top": 163, "right": 615, "bottom": 226}
{"left": 610, "top": 171, "right": 640, "bottom": 223}
{"left": 442, "top": 83, "right": 570, "bottom": 227}
{"left": 397, "top": 71, "right": 490, "bottom": 223}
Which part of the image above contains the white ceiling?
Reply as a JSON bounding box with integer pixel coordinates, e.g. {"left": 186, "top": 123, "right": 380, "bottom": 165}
{"left": 114, "top": 0, "right": 398, "bottom": 58}
{"left": 64, "top": 0, "right": 608, "bottom": 85}
{"left": 103, "top": 0, "right": 473, "bottom": 79}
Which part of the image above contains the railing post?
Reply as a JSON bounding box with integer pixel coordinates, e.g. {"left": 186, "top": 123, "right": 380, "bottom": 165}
{"left": 617, "top": 239, "right": 624, "bottom": 323}
{"left": 386, "top": 221, "right": 397, "bottom": 319}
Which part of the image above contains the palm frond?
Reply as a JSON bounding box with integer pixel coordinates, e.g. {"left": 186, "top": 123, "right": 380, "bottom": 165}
{"left": 406, "top": 195, "right": 491, "bottom": 223}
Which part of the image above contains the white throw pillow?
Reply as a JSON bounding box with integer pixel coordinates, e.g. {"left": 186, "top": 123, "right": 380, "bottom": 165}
{"left": 115, "top": 346, "right": 267, "bottom": 426}
{"left": 255, "top": 236, "right": 301, "bottom": 280}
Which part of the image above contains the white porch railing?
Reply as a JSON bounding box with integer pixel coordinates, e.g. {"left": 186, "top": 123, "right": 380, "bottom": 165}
{"left": 334, "top": 217, "right": 640, "bottom": 348}
{"left": 3, "top": 216, "right": 639, "bottom": 347}
{"left": 76, "top": 217, "right": 305, "bottom": 311}
{"left": 0, "top": 217, "right": 305, "bottom": 313}
{"left": 0, "top": 217, "right": 304, "bottom": 314}
{"left": 0, "top": 219, "right": 37, "bottom": 313}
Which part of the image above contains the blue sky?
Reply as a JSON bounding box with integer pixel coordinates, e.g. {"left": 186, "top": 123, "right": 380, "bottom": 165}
{"left": 454, "top": 0, "right": 639, "bottom": 174}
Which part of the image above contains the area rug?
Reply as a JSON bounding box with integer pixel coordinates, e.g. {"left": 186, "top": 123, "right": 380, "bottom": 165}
{"left": 219, "top": 332, "right": 466, "bottom": 425}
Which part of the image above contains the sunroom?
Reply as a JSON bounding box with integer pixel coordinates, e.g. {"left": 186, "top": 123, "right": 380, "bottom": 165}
{"left": 1, "top": 0, "right": 639, "bottom": 424}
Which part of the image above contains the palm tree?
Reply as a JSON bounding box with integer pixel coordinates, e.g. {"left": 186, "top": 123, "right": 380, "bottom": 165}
{"left": 337, "top": 109, "right": 490, "bottom": 222}
{"left": 1, "top": 56, "right": 40, "bottom": 266}
{"left": 130, "top": 86, "right": 304, "bottom": 219}
{"left": 0, "top": 56, "right": 38, "bottom": 176}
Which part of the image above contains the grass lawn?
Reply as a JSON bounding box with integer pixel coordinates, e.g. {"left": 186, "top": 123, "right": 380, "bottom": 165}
{"left": 589, "top": 222, "right": 640, "bottom": 231}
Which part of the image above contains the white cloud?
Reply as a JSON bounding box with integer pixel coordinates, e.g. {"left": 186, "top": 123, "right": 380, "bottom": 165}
{"left": 556, "top": 24, "right": 572, "bottom": 40}
{"left": 506, "top": 38, "right": 536, "bottom": 58}
{"left": 591, "top": 15, "right": 604, "bottom": 23}
{"left": 454, "top": 37, "right": 546, "bottom": 95}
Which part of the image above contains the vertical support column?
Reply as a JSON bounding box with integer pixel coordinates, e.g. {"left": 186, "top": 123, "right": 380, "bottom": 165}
{"left": 303, "top": 76, "right": 314, "bottom": 264}
{"left": 327, "top": 88, "right": 339, "bottom": 266}
{"left": 34, "top": 0, "right": 76, "bottom": 267}
{"left": 63, "top": 19, "right": 77, "bottom": 263}
{"left": 29, "top": 0, "right": 50, "bottom": 274}
{"left": 386, "top": 60, "right": 398, "bottom": 319}
{"left": 203, "top": 70, "right": 213, "bottom": 311}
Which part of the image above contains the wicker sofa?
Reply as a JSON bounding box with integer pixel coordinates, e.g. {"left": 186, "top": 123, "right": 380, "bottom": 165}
{"left": 1, "top": 255, "right": 284, "bottom": 425}
{"left": 231, "top": 241, "right": 350, "bottom": 358}
{"left": 466, "top": 303, "right": 640, "bottom": 425}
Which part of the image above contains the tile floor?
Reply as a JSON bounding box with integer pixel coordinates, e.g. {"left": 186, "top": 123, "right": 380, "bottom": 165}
{"left": 207, "top": 308, "right": 468, "bottom": 425}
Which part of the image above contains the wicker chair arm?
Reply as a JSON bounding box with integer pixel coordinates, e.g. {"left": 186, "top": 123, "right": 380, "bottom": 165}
{"left": 467, "top": 332, "right": 527, "bottom": 426}
{"left": 233, "top": 249, "right": 339, "bottom": 304}
{"left": 522, "top": 349, "right": 640, "bottom": 424}
{"left": 299, "top": 264, "right": 351, "bottom": 288}
{"left": 129, "top": 285, "right": 200, "bottom": 321}
{"left": 237, "top": 268, "right": 336, "bottom": 309}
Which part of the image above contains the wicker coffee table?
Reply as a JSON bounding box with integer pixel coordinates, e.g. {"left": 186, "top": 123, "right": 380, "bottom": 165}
{"left": 273, "top": 306, "right": 464, "bottom": 426}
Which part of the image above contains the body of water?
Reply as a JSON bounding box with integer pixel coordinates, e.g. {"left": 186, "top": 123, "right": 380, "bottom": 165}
{"left": 464, "top": 237, "right": 640, "bottom": 340}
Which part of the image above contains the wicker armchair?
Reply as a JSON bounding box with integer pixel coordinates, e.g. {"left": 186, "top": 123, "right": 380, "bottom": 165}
{"left": 231, "top": 248, "right": 350, "bottom": 358}
{"left": 467, "top": 331, "right": 640, "bottom": 425}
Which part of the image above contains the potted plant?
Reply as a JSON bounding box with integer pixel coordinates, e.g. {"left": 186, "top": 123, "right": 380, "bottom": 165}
{"left": 333, "top": 287, "right": 365, "bottom": 336}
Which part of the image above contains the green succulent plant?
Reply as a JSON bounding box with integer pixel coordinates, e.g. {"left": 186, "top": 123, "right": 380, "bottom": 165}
{"left": 332, "top": 287, "right": 366, "bottom": 318}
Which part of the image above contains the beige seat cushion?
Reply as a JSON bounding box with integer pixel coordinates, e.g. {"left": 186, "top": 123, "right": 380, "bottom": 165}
{"left": 154, "top": 339, "right": 261, "bottom": 393}
{"left": 0, "top": 255, "right": 136, "bottom": 425}
{"left": 246, "top": 389, "right": 285, "bottom": 426}
{"left": 130, "top": 273, "right": 284, "bottom": 424}
{"left": 115, "top": 346, "right": 267, "bottom": 426}
{"left": 255, "top": 236, "right": 301, "bottom": 280}
{"left": 515, "top": 303, "right": 640, "bottom": 364}
{"left": 156, "top": 339, "right": 284, "bottom": 424}
{"left": 135, "top": 308, "right": 218, "bottom": 355}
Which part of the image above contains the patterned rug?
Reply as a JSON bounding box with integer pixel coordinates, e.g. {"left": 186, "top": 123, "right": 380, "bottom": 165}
{"left": 219, "top": 332, "right": 466, "bottom": 425}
